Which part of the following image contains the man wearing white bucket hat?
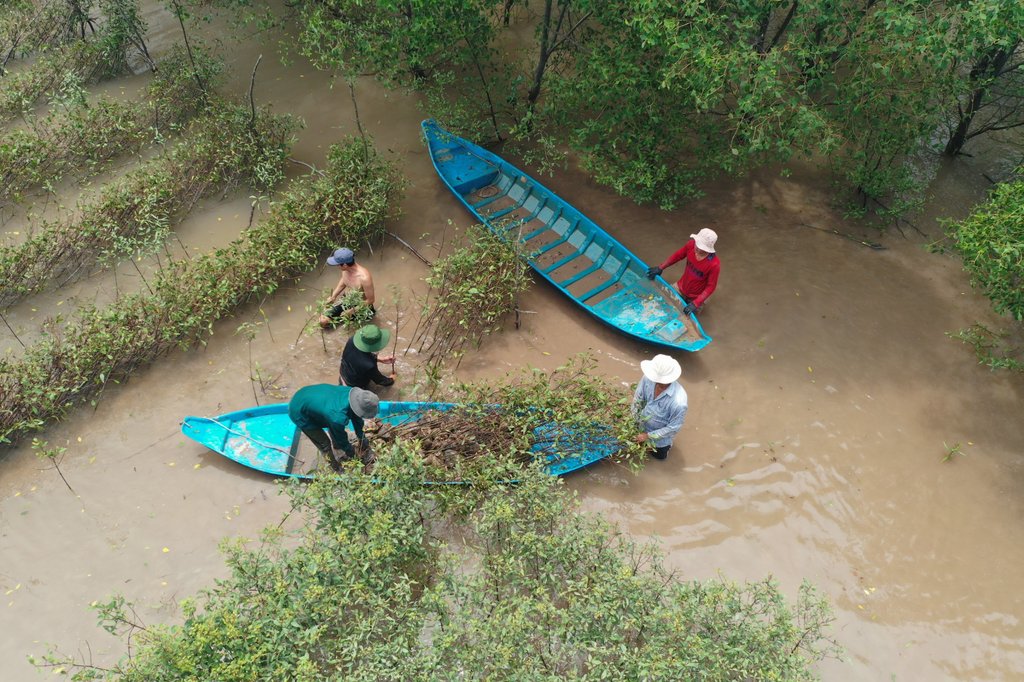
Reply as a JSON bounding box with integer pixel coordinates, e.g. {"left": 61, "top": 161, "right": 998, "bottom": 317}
{"left": 645, "top": 228, "right": 720, "bottom": 315}
{"left": 631, "top": 354, "right": 688, "bottom": 460}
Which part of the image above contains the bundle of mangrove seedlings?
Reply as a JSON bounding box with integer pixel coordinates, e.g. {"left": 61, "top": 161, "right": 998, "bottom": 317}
{"left": 367, "top": 356, "right": 649, "bottom": 481}
{"left": 410, "top": 224, "right": 530, "bottom": 370}
{"left": 0, "top": 100, "right": 296, "bottom": 306}
{"left": 0, "top": 0, "right": 150, "bottom": 122}
{"left": 0, "top": 45, "right": 220, "bottom": 207}
{"left": 0, "top": 138, "right": 401, "bottom": 445}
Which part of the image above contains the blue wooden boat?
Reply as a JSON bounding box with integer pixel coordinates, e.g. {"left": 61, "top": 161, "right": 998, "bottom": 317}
{"left": 181, "top": 401, "right": 618, "bottom": 480}
{"left": 422, "top": 119, "right": 711, "bottom": 352}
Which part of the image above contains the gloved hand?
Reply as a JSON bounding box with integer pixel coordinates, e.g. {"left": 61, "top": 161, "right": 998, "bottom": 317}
{"left": 683, "top": 303, "right": 697, "bottom": 315}
{"left": 646, "top": 265, "right": 663, "bottom": 280}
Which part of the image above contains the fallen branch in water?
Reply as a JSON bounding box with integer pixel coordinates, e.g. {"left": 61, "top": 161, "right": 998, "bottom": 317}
{"left": 797, "top": 223, "right": 886, "bottom": 250}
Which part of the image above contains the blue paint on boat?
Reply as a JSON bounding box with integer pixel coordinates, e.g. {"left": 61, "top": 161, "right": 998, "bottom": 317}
{"left": 181, "top": 401, "right": 617, "bottom": 480}
{"left": 422, "top": 119, "right": 712, "bottom": 352}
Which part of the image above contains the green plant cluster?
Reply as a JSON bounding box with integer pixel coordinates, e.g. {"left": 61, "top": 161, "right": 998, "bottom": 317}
{"left": 0, "top": 0, "right": 149, "bottom": 122}
{"left": 949, "top": 324, "right": 1024, "bottom": 372}
{"left": 412, "top": 223, "right": 530, "bottom": 369}
{"left": 948, "top": 176, "right": 1024, "bottom": 322}
{"left": 0, "top": 0, "right": 81, "bottom": 69}
{"left": 0, "top": 99, "right": 294, "bottom": 306}
{"left": 0, "top": 138, "right": 400, "bottom": 445}
{"left": 0, "top": 45, "right": 220, "bottom": 206}
{"left": 37, "top": 458, "right": 836, "bottom": 680}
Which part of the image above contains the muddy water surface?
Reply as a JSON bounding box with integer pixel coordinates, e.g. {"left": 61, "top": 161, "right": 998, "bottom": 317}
{"left": 2, "top": 7, "right": 1024, "bottom": 681}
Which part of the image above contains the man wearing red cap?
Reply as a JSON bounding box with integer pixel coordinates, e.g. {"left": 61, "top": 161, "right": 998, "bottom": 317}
{"left": 645, "top": 228, "right": 720, "bottom": 314}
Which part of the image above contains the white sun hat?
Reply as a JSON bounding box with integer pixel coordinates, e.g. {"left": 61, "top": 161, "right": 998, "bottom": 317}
{"left": 690, "top": 228, "right": 717, "bottom": 253}
{"left": 640, "top": 354, "right": 682, "bottom": 384}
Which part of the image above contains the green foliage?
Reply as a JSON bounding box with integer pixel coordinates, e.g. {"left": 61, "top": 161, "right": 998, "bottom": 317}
{"left": 448, "top": 353, "right": 649, "bottom": 475}
{"left": 0, "top": 138, "right": 401, "bottom": 446}
{"left": 947, "top": 176, "right": 1024, "bottom": 321}
{"left": 373, "top": 354, "right": 648, "bottom": 483}
{"left": 277, "top": 0, "right": 1024, "bottom": 217}
{"left": 38, "top": 457, "right": 836, "bottom": 680}
{"left": 0, "top": 0, "right": 83, "bottom": 67}
{"left": 0, "top": 0, "right": 147, "bottom": 122}
{"left": 411, "top": 223, "right": 530, "bottom": 369}
{"left": 0, "top": 99, "right": 295, "bottom": 306}
{"left": 0, "top": 45, "right": 219, "bottom": 207}
{"left": 949, "top": 324, "right": 1024, "bottom": 372}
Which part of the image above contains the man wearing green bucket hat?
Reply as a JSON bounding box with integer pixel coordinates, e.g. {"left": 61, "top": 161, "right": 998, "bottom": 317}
{"left": 339, "top": 324, "right": 396, "bottom": 390}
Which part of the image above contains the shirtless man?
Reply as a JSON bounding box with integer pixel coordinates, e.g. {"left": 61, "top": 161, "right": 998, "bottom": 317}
{"left": 319, "top": 247, "right": 377, "bottom": 328}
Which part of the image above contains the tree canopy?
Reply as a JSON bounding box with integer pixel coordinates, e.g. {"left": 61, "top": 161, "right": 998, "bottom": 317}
{"left": 39, "top": 447, "right": 837, "bottom": 680}
{"left": 272, "top": 0, "right": 1024, "bottom": 214}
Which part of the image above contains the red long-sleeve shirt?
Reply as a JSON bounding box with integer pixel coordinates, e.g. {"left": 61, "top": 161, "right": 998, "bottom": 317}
{"left": 660, "top": 239, "right": 720, "bottom": 308}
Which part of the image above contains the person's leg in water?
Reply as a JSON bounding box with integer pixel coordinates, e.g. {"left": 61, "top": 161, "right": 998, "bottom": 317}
{"left": 300, "top": 427, "right": 344, "bottom": 471}
{"left": 650, "top": 444, "right": 671, "bottom": 460}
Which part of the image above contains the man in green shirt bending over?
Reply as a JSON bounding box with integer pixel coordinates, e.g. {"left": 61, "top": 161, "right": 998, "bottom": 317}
{"left": 287, "top": 384, "right": 380, "bottom": 471}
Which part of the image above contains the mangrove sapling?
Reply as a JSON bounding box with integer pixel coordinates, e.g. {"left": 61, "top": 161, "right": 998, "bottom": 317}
{"left": 31, "top": 437, "right": 75, "bottom": 495}
{"left": 410, "top": 224, "right": 530, "bottom": 370}
{"left": 0, "top": 101, "right": 297, "bottom": 307}
{"left": 0, "top": 0, "right": 149, "bottom": 123}
{"left": 0, "top": 45, "right": 221, "bottom": 208}
{"left": 0, "top": 0, "right": 83, "bottom": 70}
{"left": 0, "top": 138, "right": 400, "bottom": 446}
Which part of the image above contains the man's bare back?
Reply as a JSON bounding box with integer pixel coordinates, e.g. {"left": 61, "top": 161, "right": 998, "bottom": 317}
{"left": 320, "top": 248, "right": 376, "bottom": 328}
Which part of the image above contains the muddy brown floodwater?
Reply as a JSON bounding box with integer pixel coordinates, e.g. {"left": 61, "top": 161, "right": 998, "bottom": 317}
{"left": 2, "top": 6, "right": 1024, "bottom": 681}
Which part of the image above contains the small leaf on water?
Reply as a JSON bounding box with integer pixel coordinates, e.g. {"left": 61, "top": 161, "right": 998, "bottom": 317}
{"left": 194, "top": 463, "right": 201, "bottom": 469}
{"left": 807, "top": 367, "right": 813, "bottom": 373}
{"left": 542, "top": 351, "right": 551, "bottom": 356}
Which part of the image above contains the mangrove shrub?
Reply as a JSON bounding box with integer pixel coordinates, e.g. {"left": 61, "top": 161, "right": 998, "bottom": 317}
{"left": 38, "top": 455, "right": 836, "bottom": 680}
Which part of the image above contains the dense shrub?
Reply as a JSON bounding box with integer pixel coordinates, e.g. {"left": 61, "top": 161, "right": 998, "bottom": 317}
{"left": 0, "top": 138, "right": 401, "bottom": 445}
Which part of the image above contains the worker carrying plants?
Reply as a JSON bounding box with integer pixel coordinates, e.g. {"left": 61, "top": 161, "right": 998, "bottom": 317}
{"left": 645, "top": 228, "right": 720, "bottom": 314}
{"left": 287, "top": 384, "right": 379, "bottom": 471}
{"left": 339, "top": 324, "right": 396, "bottom": 389}
{"left": 631, "top": 354, "right": 688, "bottom": 461}
{"left": 319, "top": 247, "right": 377, "bottom": 328}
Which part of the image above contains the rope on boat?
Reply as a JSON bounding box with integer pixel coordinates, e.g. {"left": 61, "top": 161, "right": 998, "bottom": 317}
{"left": 189, "top": 416, "right": 294, "bottom": 456}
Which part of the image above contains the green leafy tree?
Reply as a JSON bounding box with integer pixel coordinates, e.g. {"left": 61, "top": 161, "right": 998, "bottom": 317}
{"left": 942, "top": 1, "right": 1024, "bottom": 156}
{"left": 947, "top": 174, "right": 1024, "bottom": 321}
{"left": 38, "top": 448, "right": 837, "bottom": 680}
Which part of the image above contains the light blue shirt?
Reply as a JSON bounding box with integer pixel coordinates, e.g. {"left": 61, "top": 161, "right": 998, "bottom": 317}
{"left": 632, "top": 377, "right": 688, "bottom": 448}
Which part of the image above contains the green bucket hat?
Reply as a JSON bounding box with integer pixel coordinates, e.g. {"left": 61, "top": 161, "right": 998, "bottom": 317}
{"left": 353, "top": 324, "right": 390, "bottom": 353}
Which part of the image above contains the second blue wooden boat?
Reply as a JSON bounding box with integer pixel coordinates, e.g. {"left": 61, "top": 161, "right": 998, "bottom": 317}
{"left": 181, "top": 401, "right": 618, "bottom": 480}
{"left": 422, "top": 119, "right": 711, "bottom": 352}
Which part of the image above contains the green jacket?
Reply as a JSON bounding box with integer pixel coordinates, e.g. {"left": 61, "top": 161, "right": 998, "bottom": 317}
{"left": 287, "top": 384, "right": 365, "bottom": 444}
